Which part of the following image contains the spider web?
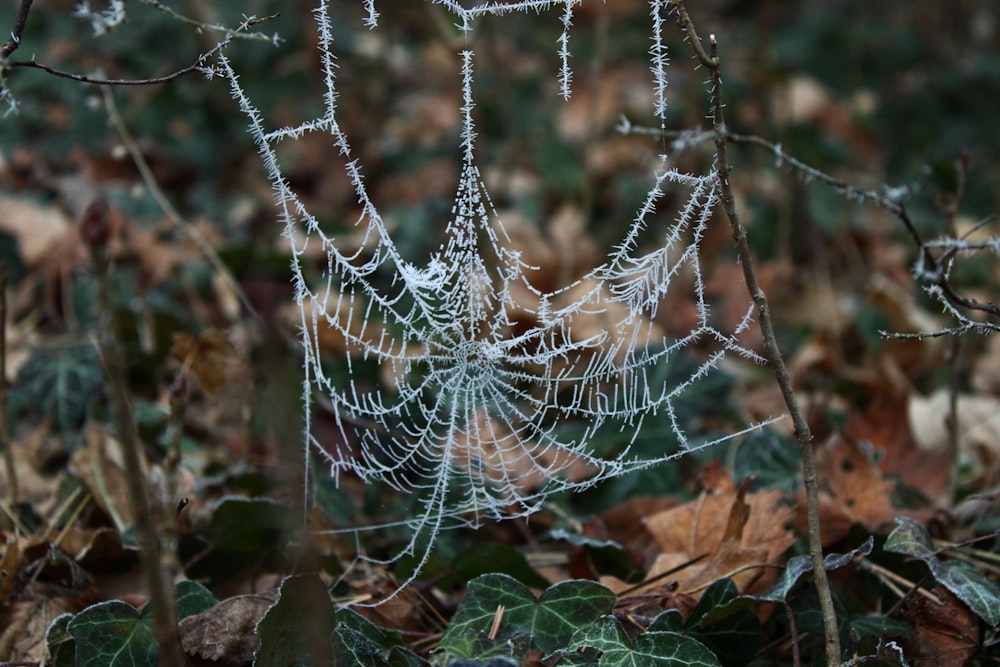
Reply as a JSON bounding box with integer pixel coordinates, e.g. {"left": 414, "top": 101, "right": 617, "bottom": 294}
{"left": 221, "top": 0, "right": 780, "bottom": 597}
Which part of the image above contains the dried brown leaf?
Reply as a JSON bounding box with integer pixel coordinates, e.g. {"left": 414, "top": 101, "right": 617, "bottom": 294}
{"left": 171, "top": 328, "right": 236, "bottom": 399}
{"left": 68, "top": 426, "right": 144, "bottom": 529}
{"left": 803, "top": 432, "right": 899, "bottom": 546}
{"left": 901, "top": 586, "right": 980, "bottom": 667}
{"left": 178, "top": 591, "right": 278, "bottom": 663}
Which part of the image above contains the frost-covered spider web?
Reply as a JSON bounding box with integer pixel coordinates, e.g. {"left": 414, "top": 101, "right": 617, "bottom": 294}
{"left": 221, "top": 0, "right": 780, "bottom": 597}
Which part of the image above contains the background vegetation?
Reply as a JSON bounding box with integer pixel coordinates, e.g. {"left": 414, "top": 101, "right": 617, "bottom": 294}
{"left": 0, "top": 1, "right": 998, "bottom": 664}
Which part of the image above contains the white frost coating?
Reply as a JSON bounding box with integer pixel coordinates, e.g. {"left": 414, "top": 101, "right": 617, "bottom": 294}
{"left": 649, "top": 0, "right": 670, "bottom": 127}
{"left": 224, "top": 0, "right": 780, "bottom": 602}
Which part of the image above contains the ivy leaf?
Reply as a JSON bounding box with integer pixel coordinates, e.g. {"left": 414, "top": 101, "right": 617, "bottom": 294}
{"left": 438, "top": 574, "right": 615, "bottom": 660}
{"left": 14, "top": 344, "right": 103, "bottom": 431}
{"left": 685, "top": 579, "right": 760, "bottom": 667}
{"left": 45, "top": 613, "right": 76, "bottom": 667}
{"left": 437, "top": 543, "right": 550, "bottom": 592}
{"left": 176, "top": 580, "right": 218, "bottom": 620}
{"left": 755, "top": 536, "right": 874, "bottom": 604}
{"left": 566, "top": 617, "right": 721, "bottom": 667}
{"left": 254, "top": 573, "right": 337, "bottom": 667}
{"left": 66, "top": 600, "right": 157, "bottom": 667}
{"left": 885, "top": 516, "right": 1000, "bottom": 625}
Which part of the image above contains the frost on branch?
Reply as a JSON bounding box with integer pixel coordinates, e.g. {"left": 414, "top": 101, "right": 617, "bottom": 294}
{"left": 223, "top": 0, "right": 778, "bottom": 598}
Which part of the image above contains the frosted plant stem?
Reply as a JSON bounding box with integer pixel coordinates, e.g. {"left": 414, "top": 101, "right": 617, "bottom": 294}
{"left": 668, "top": 2, "right": 841, "bottom": 664}
{"left": 85, "top": 204, "right": 184, "bottom": 667}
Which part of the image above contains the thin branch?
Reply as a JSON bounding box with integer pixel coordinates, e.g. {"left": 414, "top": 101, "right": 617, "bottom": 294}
{"left": 8, "top": 55, "right": 215, "bottom": 86}
{"left": 83, "top": 200, "right": 185, "bottom": 667}
{"left": 5, "top": 13, "right": 277, "bottom": 87}
{"left": 623, "top": 118, "right": 1000, "bottom": 333}
{"left": 0, "top": 261, "right": 12, "bottom": 509}
{"left": 0, "top": 0, "right": 32, "bottom": 59}
{"left": 140, "top": 1, "right": 281, "bottom": 44}
{"left": 667, "top": 2, "right": 842, "bottom": 664}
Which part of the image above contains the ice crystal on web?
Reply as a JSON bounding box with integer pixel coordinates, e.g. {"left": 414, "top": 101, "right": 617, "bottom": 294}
{"left": 222, "top": 0, "right": 779, "bottom": 599}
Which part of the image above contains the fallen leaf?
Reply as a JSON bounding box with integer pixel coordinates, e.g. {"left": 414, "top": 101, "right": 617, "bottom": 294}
{"left": 846, "top": 394, "right": 951, "bottom": 505}
{"left": 607, "top": 465, "right": 795, "bottom": 607}
{"left": 0, "top": 195, "right": 71, "bottom": 267}
{"left": 171, "top": 328, "right": 236, "bottom": 399}
{"left": 901, "top": 586, "right": 980, "bottom": 667}
{"left": 0, "top": 533, "right": 24, "bottom": 603}
{"left": 803, "top": 432, "right": 898, "bottom": 546}
{"left": 909, "top": 389, "right": 1000, "bottom": 488}
{"left": 178, "top": 591, "right": 278, "bottom": 663}
{"left": 68, "top": 426, "right": 145, "bottom": 531}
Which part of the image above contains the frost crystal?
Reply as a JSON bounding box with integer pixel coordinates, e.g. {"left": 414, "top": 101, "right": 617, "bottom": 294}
{"left": 224, "top": 0, "right": 778, "bottom": 599}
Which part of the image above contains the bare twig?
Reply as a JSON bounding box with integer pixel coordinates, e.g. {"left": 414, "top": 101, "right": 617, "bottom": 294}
{"left": 0, "top": 0, "right": 32, "bottom": 59}
{"left": 1, "top": 8, "right": 277, "bottom": 116}
{"left": 621, "top": 118, "right": 1000, "bottom": 335}
{"left": 668, "top": 2, "right": 841, "bottom": 664}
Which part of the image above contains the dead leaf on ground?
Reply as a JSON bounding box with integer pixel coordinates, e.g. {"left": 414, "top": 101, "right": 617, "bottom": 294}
{"left": 802, "top": 432, "right": 899, "bottom": 546}
{"left": 0, "top": 533, "right": 24, "bottom": 603}
{"left": 900, "top": 585, "right": 980, "bottom": 667}
{"left": 604, "top": 462, "right": 795, "bottom": 609}
{"left": 845, "top": 394, "right": 951, "bottom": 506}
{"left": 171, "top": 328, "right": 237, "bottom": 399}
{"left": 178, "top": 590, "right": 278, "bottom": 664}
{"left": 910, "top": 389, "right": 1000, "bottom": 488}
{"left": 68, "top": 426, "right": 146, "bottom": 530}
{"left": 0, "top": 195, "right": 72, "bottom": 267}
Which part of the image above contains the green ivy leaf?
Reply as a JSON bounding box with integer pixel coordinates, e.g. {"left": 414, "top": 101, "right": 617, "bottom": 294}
{"left": 175, "top": 580, "right": 217, "bottom": 620}
{"left": 335, "top": 607, "right": 426, "bottom": 666}
{"left": 756, "top": 537, "right": 874, "bottom": 603}
{"left": 885, "top": 516, "right": 1000, "bottom": 625}
{"left": 437, "top": 574, "right": 615, "bottom": 660}
{"left": 211, "top": 497, "right": 293, "bottom": 555}
{"left": 648, "top": 610, "right": 684, "bottom": 633}
{"left": 437, "top": 543, "right": 550, "bottom": 591}
{"left": 13, "top": 344, "right": 103, "bottom": 432}
{"left": 334, "top": 626, "right": 391, "bottom": 666}
{"left": 733, "top": 430, "right": 801, "bottom": 493}
{"left": 45, "top": 613, "right": 76, "bottom": 667}
{"left": 254, "top": 573, "right": 337, "bottom": 667}
{"left": 66, "top": 600, "right": 157, "bottom": 667}
{"left": 47, "top": 581, "right": 220, "bottom": 667}
{"left": 566, "top": 617, "right": 721, "bottom": 667}
{"left": 685, "top": 579, "right": 760, "bottom": 667}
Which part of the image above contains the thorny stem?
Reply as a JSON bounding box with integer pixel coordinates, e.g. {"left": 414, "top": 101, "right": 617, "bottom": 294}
{"left": 88, "top": 214, "right": 185, "bottom": 667}
{"left": 669, "top": 2, "right": 841, "bottom": 664}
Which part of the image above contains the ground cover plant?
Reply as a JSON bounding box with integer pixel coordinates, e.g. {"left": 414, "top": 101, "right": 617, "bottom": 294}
{"left": 0, "top": 1, "right": 999, "bottom": 665}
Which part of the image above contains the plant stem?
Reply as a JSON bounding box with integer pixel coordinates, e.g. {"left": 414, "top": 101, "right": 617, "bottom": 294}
{"left": 669, "top": 2, "right": 841, "bottom": 664}
{"left": 86, "top": 206, "right": 185, "bottom": 667}
{"left": 0, "top": 261, "right": 14, "bottom": 511}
